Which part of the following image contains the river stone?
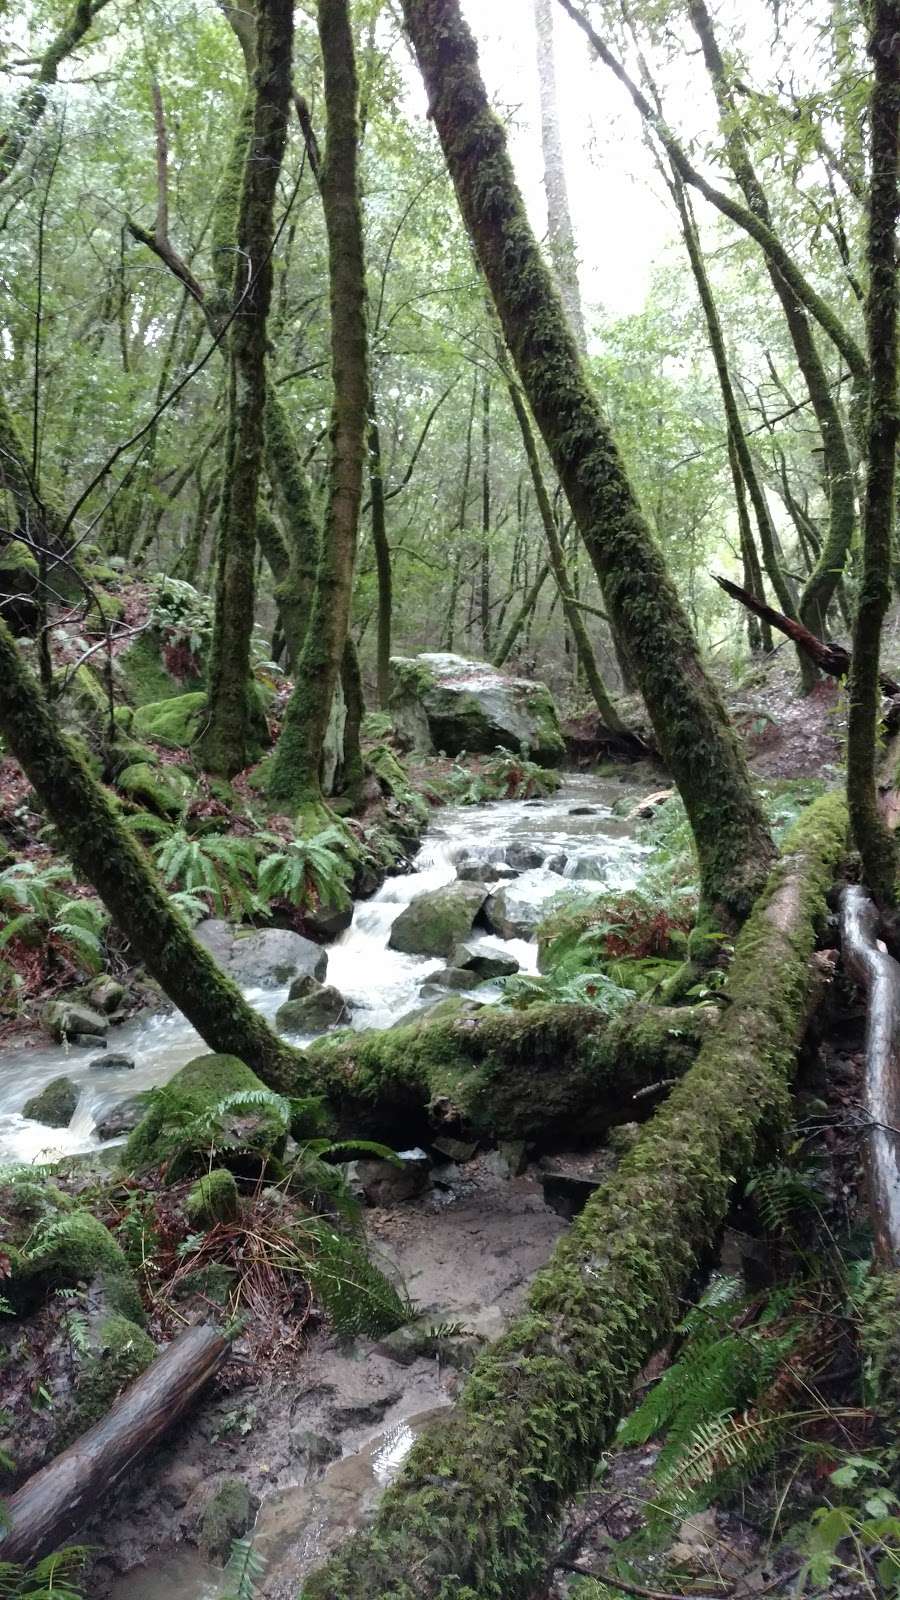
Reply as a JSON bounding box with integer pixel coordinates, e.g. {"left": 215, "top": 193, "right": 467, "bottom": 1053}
{"left": 456, "top": 859, "right": 518, "bottom": 884}
{"left": 375, "top": 1316, "right": 483, "bottom": 1371}
{"left": 87, "top": 975, "right": 126, "bottom": 1014}
{"left": 22, "top": 1075, "right": 79, "bottom": 1128}
{"left": 289, "top": 1426, "right": 341, "bottom": 1477}
{"left": 452, "top": 942, "right": 519, "bottom": 980}
{"left": 388, "top": 882, "right": 486, "bottom": 958}
{"left": 421, "top": 966, "right": 473, "bottom": 993}
{"left": 195, "top": 1476, "right": 258, "bottom": 1561}
{"left": 90, "top": 1052, "right": 135, "bottom": 1071}
{"left": 348, "top": 1149, "right": 431, "bottom": 1206}
{"left": 483, "top": 871, "right": 567, "bottom": 940}
{"left": 43, "top": 999, "right": 109, "bottom": 1043}
{"left": 303, "top": 899, "right": 353, "bottom": 940}
{"left": 389, "top": 652, "right": 565, "bottom": 762}
{"left": 276, "top": 983, "right": 349, "bottom": 1034}
{"left": 505, "top": 842, "right": 546, "bottom": 871}
{"left": 288, "top": 972, "right": 319, "bottom": 1001}
{"left": 94, "top": 1097, "right": 146, "bottom": 1141}
{"left": 195, "top": 919, "right": 327, "bottom": 987}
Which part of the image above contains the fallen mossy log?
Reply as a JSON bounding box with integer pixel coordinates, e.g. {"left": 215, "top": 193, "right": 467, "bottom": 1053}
{"left": 713, "top": 573, "right": 900, "bottom": 695}
{"left": 303, "top": 1001, "right": 717, "bottom": 1143}
{"left": 0, "top": 1323, "right": 229, "bottom": 1562}
{"left": 840, "top": 884, "right": 900, "bottom": 1264}
{"left": 299, "top": 792, "right": 847, "bottom": 1600}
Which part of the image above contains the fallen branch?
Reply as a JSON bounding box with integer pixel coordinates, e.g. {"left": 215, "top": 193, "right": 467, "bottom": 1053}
{"left": 713, "top": 573, "right": 900, "bottom": 696}
{"left": 0, "top": 1323, "right": 229, "bottom": 1561}
{"left": 839, "top": 884, "right": 900, "bottom": 1264}
{"left": 299, "top": 793, "right": 848, "bottom": 1600}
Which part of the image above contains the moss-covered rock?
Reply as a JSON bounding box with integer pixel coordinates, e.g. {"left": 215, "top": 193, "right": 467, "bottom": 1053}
{"left": 116, "top": 760, "right": 193, "bottom": 816}
{"left": 123, "top": 1052, "right": 288, "bottom": 1173}
{"left": 18, "top": 1210, "right": 144, "bottom": 1323}
{"left": 276, "top": 983, "right": 350, "bottom": 1034}
{"left": 0, "top": 541, "right": 39, "bottom": 581}
{"left": 389, "top": 652, "right": 565, "bottom": 763}
{"left": 185, "top": 1168, "right": 240, "bottom": 1226}
{"left": 198, "top": 1477, "right": 257, "bottom": 1562}
{"left": 22, "top": 1075, "right": 79, "bottom": 1128}
{"left": 120, "top": 633, "right": 190, "bottom": 707}
{"left": 388, "top": 882, "right": 487, "bottom": 958}
{"left": 132, "top": 692, "right": 209, "bottom": 748}
{"left": 43, "top": 999, "right": 109, "bottom": 1043}
{"left": 62, "top": 1314, "right": 156, "bottom": 1443}
{"left": 88, "top": 974, "right": 127, "bottom": 1014}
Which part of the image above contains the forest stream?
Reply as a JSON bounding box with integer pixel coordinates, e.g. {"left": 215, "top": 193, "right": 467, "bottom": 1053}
{"left": 2, "top": 774, "right": 650, "bottom": 1596}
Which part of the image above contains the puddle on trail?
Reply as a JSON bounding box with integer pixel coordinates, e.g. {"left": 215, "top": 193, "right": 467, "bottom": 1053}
{"left": 109, "top": 1408, "right": 450, "bottom": 1600}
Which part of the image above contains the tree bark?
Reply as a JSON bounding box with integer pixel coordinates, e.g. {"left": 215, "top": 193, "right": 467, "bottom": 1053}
{"left": 300, "top": 793, "right": 847, "bottom": 1600}
{"left": 688, "top": 0, "right": 857, "bottom": 655}
{"left": 368, "top": 404, "right": 392, "bottom": 707}
{"left": 0, "top": 1325, "right": 229, "bottom": 1562}
{"left": 200, "top": 0, "right": 293, "bottom": 776}
{"left": 534, "top": 0, "right": 586, "bottom": 350}
{"left": 492, "top": 559, "right": 551, "bottom": 667}
{"left": 0, "top": 618, "right": 302, "bottom": 1091}
{"left": 401, "top": 0, "right": 775, "bottom": 931}
{"left": 268, "top": 0, "right": 368, "bottom": 812}
{"left": 840, "top": 885, "right": 900, "bottom": 1264}
{"left": 847, "top": 2, "right": 900, "bottom": 915}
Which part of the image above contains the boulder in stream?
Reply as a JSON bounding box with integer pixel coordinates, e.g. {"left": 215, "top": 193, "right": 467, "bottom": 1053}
{"left": 195, "top": 920, "right": 327, "bottom": 988}
{"left": 483, "top": 872, "right": 567, "bottom": 940}
{"left": 94, "top": 1097, "right": 145, "bottom": 1141}
{"left": 87, "top": 975, "right": 127, "bottom": 1014}
{"left": 452, "top": 942, "right": 519, "bottom": 980}
{"left": 43, "top": 999, "right": 109, "bottom": 1043}
{"left": 388, "top": 881, "right": 486, "bottom": 957}
{"left": 22, "top": 1075, "right": 79, "bottom": 1128}
{"left": 90, "top": 1052, "right": 136, "bottom": 1071}
{"left": 276, "top": 983, "right": 350, "bottom": 1034}
{"left": 389, "top": 652, "right": 565, "bottom": 762}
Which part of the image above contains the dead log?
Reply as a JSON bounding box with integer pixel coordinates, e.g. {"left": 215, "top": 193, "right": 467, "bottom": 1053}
{"left": 0, "top": 1323, "right": 229, "bottom": 1562}
{"left": 713, "top": 573, "right": 900, "bottom": 696}
{"left": 299, "top": 793, "right": 848, "bottom": 1600}
{"left": 840, "top": 884, "right": 900, "bottom": 1264}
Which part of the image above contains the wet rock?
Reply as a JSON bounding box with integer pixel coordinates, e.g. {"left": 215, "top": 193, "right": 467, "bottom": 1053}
{"left": 328, "top": 1390, "right": 403, "bottom": 1428}
{"left": 87, "top": 975, "right": 127, "bottom": 1014}
{"left": 545, "top": 852, "right": 567, "bottom": 874}
{"left": 483, "top": 871, "right": 566, "bottom": 939}
{"left": 485, "top": 1140, "right": 528, "bottom": 1178}
{"left": 421, "top": 966, "right": 472, "bottom": 992}
{"left": 124, "top": 1052, "right": 286, "bottom": 1172}
{"left": 375, "top": 1316, "right": 483, "bottom": 1371}
{"left": 505, "top": 841, "right": 546, "bottom": 871}
{"left": 456, "top": 859, "right": 517, "bottom": 883}
{"left": 94, "top": 1097, "right": 145, "bottom": 1141}
{"left": 195, "top": 1476, "right": 258, "bottom": 1562}
{"left": 70, "top": 1033, "right": 108, "bottom": 1049}
{"left": 43, "top": 999, "right": 109, "bottom": 1043}
{"left": 276, "top": 982, "right": 350, "bottom": 1034}
{"left": 389, "top": 651, "right": 565, "bottom": 762}
{"left": 195, "top": 919, "right": 327, "bottom": 987}
{"left": 303, "top": 900, "right": 353, "bottom": 940}
{"left": 432, "top": 1135, "right": 478, "bottom": 1164}
{"left": 452, "top": 942, "right": 519, "bottom": 980}
{"left": 568, "top": 804, "right": 599, "bottom": 816}
{"left": 388, "top": 882, "right": 486, "bottom": 958}
{"left": 22, "top": 1075, "right": 78, "bottom": 1128}
{"left": 90, "top": 1052, "right": 135, "bottom": 1071}
{"left": 349, "top": 1149, "right": 431, "bottom": 1206}
{"left": 158, "top": 1460, "right": 204, "bottom": 1508}
{"left": 287, "top": 971, "right": 319, "bottom": 1001}
{"left": 541, "top": 1169, "right": 602, "bottom": 1220}
{"left": 289, "top": 1426, "right": 340, "bottom": 1478}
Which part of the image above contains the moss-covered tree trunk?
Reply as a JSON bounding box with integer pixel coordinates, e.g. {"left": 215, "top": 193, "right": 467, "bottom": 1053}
{"left": 688, "top": 0, "right": 857, "bottom": 659}
{"left": 264, "top": 389, "right": 322, "bottom": 670}
{"left": 300, "top": 793, "right": 847, "bottom": 1600}
{"left": 368, "top": 403, "right": 392, "bottom": 708}
{"left": 0, "top": 618, "right": 302, "bottom": 1090}
{"left": 402, "top": 0, "right": 774, "bottom": 929}
{"left": 847, "top": 3, "right": 900, "bottom": 915}
{"left": 200, "top": 0, "right": 293, "bottom": 776}
{"left": 268, "top": 0, "right": 368, "bottom": 812}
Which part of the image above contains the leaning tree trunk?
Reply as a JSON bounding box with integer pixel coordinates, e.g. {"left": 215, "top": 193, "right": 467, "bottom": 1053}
{"left": 688, "top": 0, "right": 857, "bottom": 655}
{"left": 847, "top": 0, "right": 900, "bottom": 917}
{"left": 268, "top": 0, "right": 368, "bottom": 813}
{"left": 300, "top": 792, "right": 847, "bottom": 1600}
{"left": 0, "top": 1325, "right": 229, "bottom": 1562}
{"left": 0, "top": 618, "right": 302, "bottom": 1091}
{"left": 200, "top": 0, "right": 293, "bottom": 776}
{"left": 401, "top": 0, "right": 775, "bottom": 931}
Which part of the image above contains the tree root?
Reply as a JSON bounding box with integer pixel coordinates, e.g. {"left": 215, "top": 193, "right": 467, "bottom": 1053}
{"left": 298, "top": 792, "right": 847, "bottom": 1600}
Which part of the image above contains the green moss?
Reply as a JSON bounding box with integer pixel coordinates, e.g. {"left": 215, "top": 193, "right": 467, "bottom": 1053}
{"left": 185, "top": 1167, "right": 240, "bottom": 1226}
{"left": 121, "top": 633, "right": 190, "bottom": 706}
{"left": 62, "top": 1314, "right": 156, "bottom": 1443}
{"left": 22, "top": 1075, "right": 78, "bottom": 1128}
{"left": 200, "top": 1477, "right": 255, "bottom": 1561}
{"left": 299, "top": 795, "right": 847, "bottom": 1599}
{"left": 124, "top": 1051, "right": 287, "bottom": 1172}
{"left": 0, "top": 542, "right": 39, "bottom": 579}
{"left": 132, "top": 692, "right": 209, "bottom": 748}
{"left": 116, "top": 760, "right": 193, "bottom": 816}
{"left": 20, "top": 1211, "right": 144, "bottom": 1324}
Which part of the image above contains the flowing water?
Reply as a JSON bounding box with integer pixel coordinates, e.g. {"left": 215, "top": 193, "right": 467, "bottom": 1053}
{"left": 0, "top": 774, "right": 648, "bottom": 1166}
